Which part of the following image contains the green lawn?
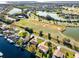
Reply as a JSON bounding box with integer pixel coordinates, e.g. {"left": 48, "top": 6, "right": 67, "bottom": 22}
{"left": 14, "top": 19, "right": 63, "bottom": 34}
{"left": 61, "top": 48, "right": 75, "bottom": 58}
{"left": 13, "top": 19, "right": 64, "bottom": 41}
{"left": 37, "top": 39, "right": 44, "bottom": 44}
{"left": 35, "top": 49, "right": 42, "bottom": 58}
{"left": 16, "top": 39, "right": 23, "bottom": 47}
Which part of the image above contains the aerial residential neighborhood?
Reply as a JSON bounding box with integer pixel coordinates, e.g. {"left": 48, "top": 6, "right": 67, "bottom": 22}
{"left": 0, "top": 1, "right": 79, "bottom": 58}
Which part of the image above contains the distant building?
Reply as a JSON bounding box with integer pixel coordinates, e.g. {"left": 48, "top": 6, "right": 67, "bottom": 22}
{"left": 5, "top": 15, "right": 16, "bottom": 21}
{"left": 8, "top": 8, "right": 21, "bottom": 15}
{"left": 62, "top": 6, "right": 79, "bottom": 15}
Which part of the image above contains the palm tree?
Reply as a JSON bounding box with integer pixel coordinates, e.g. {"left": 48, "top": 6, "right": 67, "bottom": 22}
{"left": 48, "top": 33, "right": 51, "bottom": 40}
{"left": 65, "top": 52, "right": 69, "bottom": 58}
{"left": 48, "top": 47, "right": 53, "bottom": 58}
{"left": 47, "top": 42, "right": 52, "bottom": 58}
{"left": 57, "top": 35, "right": 59, "bottom": 39}
{"left": 48, "top": 42, "right": 52, "bottom": 47}
{"left": 57, "top": 36, "right": 60, "bottom": 43}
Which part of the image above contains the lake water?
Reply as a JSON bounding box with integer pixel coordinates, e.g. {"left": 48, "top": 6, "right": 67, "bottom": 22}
{"left": 63, "top": 27, "right": 79, "bottom": 41}
{"left": 0, "top": 36, "right": 36, "bottom": 58}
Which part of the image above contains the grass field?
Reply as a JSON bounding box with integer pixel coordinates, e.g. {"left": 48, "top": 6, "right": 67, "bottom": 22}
{"left": 13, "top": 18, "right": 65, "bottom": 38}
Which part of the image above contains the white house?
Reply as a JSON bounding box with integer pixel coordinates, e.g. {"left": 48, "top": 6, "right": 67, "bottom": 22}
{"left": 5, "top": 15, "right": 16, "bottom": 21}
{"left": 8, "top": 8, "right": 21, "bottom": 15}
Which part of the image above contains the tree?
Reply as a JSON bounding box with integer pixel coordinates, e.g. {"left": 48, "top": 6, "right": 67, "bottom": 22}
{"left": 24, "top": 27, "right": 33, "bottom": 34}
{"left": 57, "top": 36, "right": 59, "bottom": 39}
{"left": 48, "top": 33, "right": 51, "bottom": 40}
{"left": 57, "top": 36, "right": 60, "bottom": 43}
{"left": 29, "top": 45, "right": 36, "bottom": 53}
{"left": 65, "top": 52, "right": 69, "bottom": 58}
{"left": 47, "top": 42, "right": 53, "bottom": 58}
{"left": 63, "top": 39, "right": 72, "bottom": 49}
{"left": 48, "top": 47, "right": 53, "bottom": 58}
{"left": 74, "top": 46, "right": 79, "bottom": 51}
{"left": 39, "top": 31, "right": 43, "bottom": 37}
{"left": 16, "top": 39, "right": 23, "bottom": 47}
{"left": 48, "top": 42, "right": 52, "bottom": 47}
{"left": 18, "top": 31, "right": 27, "bottom": 38}
{"left": 30, "top": 28, "right": 33, "bottom": 34}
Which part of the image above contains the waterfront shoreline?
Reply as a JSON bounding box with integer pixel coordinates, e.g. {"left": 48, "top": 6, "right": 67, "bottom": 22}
{"left": 0, "top": 36, "right": 36, "bottom": 58}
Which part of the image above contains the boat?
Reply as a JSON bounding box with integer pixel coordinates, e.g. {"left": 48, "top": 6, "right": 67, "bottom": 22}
{"left": 0, "top": 34, "right": 3, "bottom": 37}
{"left": 15, "top": 44, "right": 20, "bottom": 47}
{"left": 7, "top": 38, "right": 14, "bottom": 44}
{"left": 0, "top": 52, "right": 3, "bottom": 57}
{"left": 4, "top": 36, "right": 7, "bottom": 39}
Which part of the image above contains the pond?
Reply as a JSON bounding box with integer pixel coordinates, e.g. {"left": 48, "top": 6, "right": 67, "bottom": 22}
{"left": 63, "top": 27, "right": 79, "bottom": 41}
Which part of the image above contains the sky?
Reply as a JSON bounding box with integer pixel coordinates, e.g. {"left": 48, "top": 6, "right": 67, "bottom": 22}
{"left": 0, "top": 0, "right": 54, "bottom": 3}
{"left": 0, "top": 0, "right": 79, "bottom": 4}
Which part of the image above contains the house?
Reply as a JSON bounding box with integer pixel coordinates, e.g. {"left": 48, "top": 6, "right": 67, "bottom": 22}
{"left": 22, "top": 36, "right": 30, "bottom": 43}
{"left": 30, "top": 34, "right": 35, "bottom": 38}
{"left": 8, "top": 8, "right": 21, "bottom": 15}
{"left": 5, "top": 15, "right": 16, "bottom": 21}
{"left": 75, "top": 52, "right": 79, "bottom": 58}
{"left": 1, "top": 24, "right": 7, "bottom": 29}
{"left": 30, "top": 39, "right": 37, "bottom": 45}
{"left": 38, "top": 42, "right": 49, "bottom": 54}
{"left": 52, "top": 46, "right": 64, "bottom": 58}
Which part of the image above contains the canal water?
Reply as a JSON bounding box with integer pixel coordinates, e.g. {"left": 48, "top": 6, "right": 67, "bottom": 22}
{"left": 0, "top": 36, "right": 36, "bottom": 58}
{"left": 63, "top": 27, "right": 79, "bottom": 41}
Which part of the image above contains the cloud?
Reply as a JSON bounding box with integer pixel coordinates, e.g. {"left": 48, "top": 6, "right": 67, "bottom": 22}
{"left": 0, "top": 1, "right": 7, "bottom": 4}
